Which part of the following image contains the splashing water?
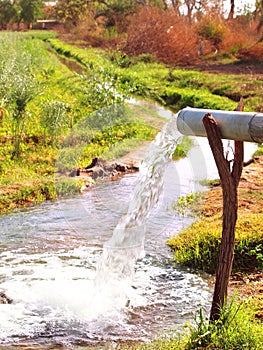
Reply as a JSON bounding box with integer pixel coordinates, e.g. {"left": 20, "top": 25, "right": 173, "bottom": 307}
{"left": 1, "top": 109, "right": 213, "bottom": 348}
{"left": 94, "top": 114, "right": 182, "bottom": 308}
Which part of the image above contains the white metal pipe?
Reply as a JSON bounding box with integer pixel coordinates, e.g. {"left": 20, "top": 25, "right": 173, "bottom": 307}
{"left": 177, "top": 107, "right": 263, "bottom": 143}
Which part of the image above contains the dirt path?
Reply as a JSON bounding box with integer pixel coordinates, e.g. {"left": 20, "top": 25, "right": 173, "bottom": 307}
{"left": 188, "top": 61, "right": 263, "bottom": 77}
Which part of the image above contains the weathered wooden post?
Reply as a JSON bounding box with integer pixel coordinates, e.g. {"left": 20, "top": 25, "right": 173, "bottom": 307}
{"left": 177, "top": 100, "right": 263, "bottom": 321}
{"left": 203, "top": 100, "right": 244, "bottom": 321}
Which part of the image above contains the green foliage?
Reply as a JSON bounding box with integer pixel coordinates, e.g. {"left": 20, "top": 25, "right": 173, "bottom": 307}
{"left": 55, "top": 0, "right": 89, "bottom": 26}
{"left": 186, "top": 300, "right": 263, "bottom": 350}
{"left": 119, "top": 300, "right": 263, "bottom": 350}
{"left": 253, "top": 143, "right": 263, "bottom": 156}
{"left": 56, "top": 104, "right": 157, "bottom": 173}
{"left": 0, "top": 181, "right": 56, "bottom": 213}
{"left": 108, "top": 50, "right": 154, "bottom": 68}
{"left": 76, "top": 72, "right": 127, "bottom": 111}
{"left": 48, "top": 38, "right": 112, "bottom": 70}
{"left": 0, "top": 0, "right": 16, "bottom": 28}
{"left": 198, "top": 21, "right": 225, "bottom": 48}
{"left": 21, "top": 30, "right": 58, "bottom": 41}
{"left": 158, "top": 86, "right": 236, "bottom": 111}
{"left": 167, "top": 213, "right": 263, "bottom": 273}
{"left": 80, "top": 120, "right": 155, "bottom": 165}
{"left": 0, "top": 0, "right": 44, "bottom": 28}
{"left": 40, "top": 100, "right": 72, "bottom": 145}
{"left": 19, "top": 0, "right": 44, "bottom": 27}
{"left": 172, "top": 136, "right": 194, "bottom": 160}
{"left": 172, "top": 191, "right": 205, "bottom": 217}
{"left": 0, "top": 35, "right": 41, "bottom": 157}
{"left": 55, "top": 178, "right": 85, "bottom": 197}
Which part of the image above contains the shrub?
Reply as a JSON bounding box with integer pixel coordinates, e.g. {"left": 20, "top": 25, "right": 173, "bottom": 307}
{"left": 125, "top": 6, "right": 199, "bottom": 65}
{"left": 197, "top": 19, "right": 225, "bottom": 51}
{"left": 238, "top": 43, "right": 263, "bottom": 61}
{"left": 40, "top": 100, "right": 72, "bottom": 145}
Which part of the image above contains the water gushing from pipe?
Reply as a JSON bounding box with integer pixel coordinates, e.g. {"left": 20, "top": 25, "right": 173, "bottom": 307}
{"left": 95, "top": 114, "right": 182, "bottom": 305}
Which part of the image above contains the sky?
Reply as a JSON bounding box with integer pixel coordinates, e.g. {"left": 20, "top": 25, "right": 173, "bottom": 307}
{"left": 225, "top": 0, "right": 256, "bottom": 14}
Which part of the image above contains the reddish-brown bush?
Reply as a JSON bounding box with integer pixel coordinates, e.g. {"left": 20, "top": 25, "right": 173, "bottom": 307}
{"left": 124, "top": 6, "right": 200, "bottom": 65}
{"left": 238, "top": 43, "right": 263, "bottom": 61}
{"left": 56, "top": 14, "right": 124, "bottom": 49}
{"left": 195, "top": 16, "right": 255, "bottom": 55}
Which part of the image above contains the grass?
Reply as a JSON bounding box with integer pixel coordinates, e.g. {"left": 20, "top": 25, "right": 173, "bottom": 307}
{"left": 1, "top": 32, "right": 262, "bottom": 212}
{"left": 167, "top": 213, "right": 263, "bottom": 273}
{"left": 113, "top": 299, "right": 263, "bottom": 350}
{"left": 0, "top": 31, "right": 263, "bottom": 350}
{"left": 49, "top": 39, "right": 263, "bottom": 112}
{"left": 0, "top": 31, "right": 167, "bottom": 213}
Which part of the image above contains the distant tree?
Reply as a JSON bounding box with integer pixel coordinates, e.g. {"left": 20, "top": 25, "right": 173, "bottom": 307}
{"left": 42, "top": 2, "right": 57, "bottom": 20}
{"left": 182, "top": 0, "right": 225, "bottom": 22}
{"left": 256, "top": 0, "right": 263, "bottom": 31}
{"left": 170, "top": 0, "right": 181, "bottom": 15}
{"left": 0, "top": 0, "right": 16, "bottom": 29}
{"left": 19, "top": 0, "right": 44, "bottom": 28}
{"left": 55, "top": 0, "right": 89, "bottom": 26}
{"left": 228, "top": 0, "right": 235, "bottom": 19}
{"left": 94, "top": 0, "right": 136, "bottom": 31}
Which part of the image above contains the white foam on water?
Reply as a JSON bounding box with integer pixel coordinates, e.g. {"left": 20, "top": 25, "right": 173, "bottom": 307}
{"left": 0, "top": 112, "right": 213, "bottom": 346}
{"left": 94, "top": 114, "right": 182, "bottom": 302}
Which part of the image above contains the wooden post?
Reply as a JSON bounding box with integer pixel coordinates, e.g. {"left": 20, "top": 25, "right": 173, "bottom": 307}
{"left": 202, "top": 99, "right": 244, "bottom": 322}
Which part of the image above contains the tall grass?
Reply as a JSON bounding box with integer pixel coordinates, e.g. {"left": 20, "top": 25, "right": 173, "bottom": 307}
{"left": 185, "top": 299, "right": 263, "bottom": 350}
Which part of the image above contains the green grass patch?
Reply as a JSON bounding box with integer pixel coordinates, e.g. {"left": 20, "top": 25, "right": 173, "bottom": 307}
{"left": 171, "top": 191, "right": 205, "bottom": 216}
{"left": 184, "top": 300, "right": 263, "bottom": 350}
{"left": 167, "top": 213, "right": 263, "bottom": 273}
{"left": 1, "top": 32, "right": 263, "bottom": 212}
{"left": 48, "top": 38, "right": 113, "bottom": 70}
{"left": 56, "top": 104, "right": 160, "bottom": 172}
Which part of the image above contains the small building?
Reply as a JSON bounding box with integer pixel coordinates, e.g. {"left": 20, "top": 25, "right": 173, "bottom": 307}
{"left": 33, "top": 19, "right": 61, "bottom": 30}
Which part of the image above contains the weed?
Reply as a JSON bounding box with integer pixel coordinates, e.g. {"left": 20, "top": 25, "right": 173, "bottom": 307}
{"left": 172, "top": 191, "right": 205, "bottom": 217}
{"left": 186, "top": 299, "right": 263, "bottom": 350}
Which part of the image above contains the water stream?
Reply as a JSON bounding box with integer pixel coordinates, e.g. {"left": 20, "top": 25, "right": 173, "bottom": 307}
{"left": 0, "top": 103, "right": 257, "bottom": 349}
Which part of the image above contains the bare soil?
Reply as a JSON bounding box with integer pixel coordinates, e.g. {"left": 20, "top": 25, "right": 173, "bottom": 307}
{"left": 189, "top": 60, "right": 263, "bottom": 77}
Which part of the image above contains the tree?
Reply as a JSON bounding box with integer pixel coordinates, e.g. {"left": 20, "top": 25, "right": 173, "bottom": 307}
{"left": 55, "top": 0, "right": 89, "bottom": 26}
{"left": 19, "top": 0, "right": 44, "bottom": 28}
{"left": 0, "top": 0, "right": 16, "bottom": 29}
{"left": 228, "top": 0, "right": 235, "bottom": 19}
{"left": 171, "top": 0, "right": 181, "bottom": 15}
{"left": 256, "top": 0, "right": 263, "bottom": 31}
{"left": 183, "top": 0, "right": 213, "bottom": 22}
{"left": 94, "top": 0, "right": 137, "bottom": 31}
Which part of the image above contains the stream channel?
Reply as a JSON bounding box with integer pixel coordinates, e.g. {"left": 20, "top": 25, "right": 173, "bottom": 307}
{"left": 0, "top": 101, "right": 257, "bottom": 349}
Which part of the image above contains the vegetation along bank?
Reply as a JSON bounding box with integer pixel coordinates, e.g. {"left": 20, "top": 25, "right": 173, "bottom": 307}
{"left": 0, "top": 2, "right": 263, "bottom": 349}
{"left": 1, "top": 30, "right": 263, "bottom": 213}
